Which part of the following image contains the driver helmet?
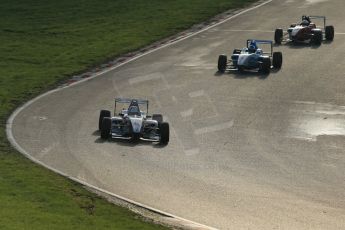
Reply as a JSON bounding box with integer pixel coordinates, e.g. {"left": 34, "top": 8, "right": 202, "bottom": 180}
{"left": 128, "top": 106, "right": 140, "bottom": 116}
{"left": 255, "top": 48, "right": 263, "bottom": 55}
{"left": 301, "top": 20, "right": 310, "bottom": 26}
{"left": 302, "top": 15, "right": 310, "bottom": 21}
{"left": 248, "top": 44, "right": 256, "bottom": 53}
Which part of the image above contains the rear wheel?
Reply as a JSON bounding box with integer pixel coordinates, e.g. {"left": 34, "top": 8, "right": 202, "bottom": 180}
{"left": 159, "top": 122, "right": 169, "bottom": 145}
{"left": 152, "top": 114, "right": 163, "bottom": 123}
{"left": 99, "top": 110, "right": 111, "bottom": 130}
{"left": 259, "top": 58, "right": 271, "bottom": 74}
{"left": 272, "top": 52, "right": 283, "bottom": 69}
{"left": 325, "top": 25, "right": 334, "bottom": 41}
{"left": 100, "top": 117, "right": 111, "bottom": 139}
{"left": 218, "top": 55, "right": 227, "bottom": 72}
{"left": 274, "top": 28, "right": 283, "bottom": 44}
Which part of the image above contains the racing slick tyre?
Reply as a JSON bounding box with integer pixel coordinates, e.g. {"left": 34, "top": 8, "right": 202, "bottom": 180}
{"left": 100, "top": 117, "right": 111, "bottom": 139}
{"left": 274, "top": 28, "right": 283, "bottom": 44}
{"left": 159, "top": 122, "right": 170, "bottom": 145}
{"left": 99, "top": 110, "right": 111, "bottom": 130}
{"left": 272, "top": 52, "right": 283, "bottom": 69}
{"left": 311, "top": 30, "right": 322, "bottom": 45}
{"left": 152, "top": 114, "right": 163, "bottom": 123}
{"left": 218, "top": 54, "right": 227, "bottom": 72}
{"left": 325, "top": 25, "right": 334, "bottom": 41}
{"left": 259, "top": 58, "right": 271, "bottom": 74}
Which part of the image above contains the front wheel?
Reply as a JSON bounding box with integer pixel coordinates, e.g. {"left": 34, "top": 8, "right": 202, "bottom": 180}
{"left": 272, "top": 52, "right": 283, "bottom": 69}
{"left": 99, "top": 110, "right": 111, "bottom": 130}
{"left": 159, "top": 122, "right": 170, "bottom": 145}
{"left": 100, "top": 117, "right": 111, "bottom": 139}
{"left": 218, "top": 55, "right": 227, "bottom": 72}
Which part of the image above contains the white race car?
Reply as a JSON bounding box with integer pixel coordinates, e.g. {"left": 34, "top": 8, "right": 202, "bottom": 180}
{"left": 99, "top": 98, "right": 169, "bottom": 144}
{"left": 218, "top": 39, "right": 282, "bottom": 74}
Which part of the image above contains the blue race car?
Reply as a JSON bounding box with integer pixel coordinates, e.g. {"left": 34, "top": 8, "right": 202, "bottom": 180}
{"left": 218, "top": 40, "right": 282, "bottom": 74}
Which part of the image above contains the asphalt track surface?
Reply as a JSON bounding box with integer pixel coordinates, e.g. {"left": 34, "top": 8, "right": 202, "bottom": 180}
{"left": 9, "top": 0, "right": 345, "bottom": 229}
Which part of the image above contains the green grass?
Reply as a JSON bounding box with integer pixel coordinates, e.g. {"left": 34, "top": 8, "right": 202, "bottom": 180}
{"left": 0, "top": 0, "right": 257, "bottom": 229}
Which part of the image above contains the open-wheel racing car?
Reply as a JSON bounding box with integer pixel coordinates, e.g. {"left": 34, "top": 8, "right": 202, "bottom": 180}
{"left": 274, "top": 15, "right": 334, "bottom": 45}
{"left": 218, "top": 39, "right": 282, "bottom": 74}
{"left": 98, "top": 98, "right": 169, "bottom": 144}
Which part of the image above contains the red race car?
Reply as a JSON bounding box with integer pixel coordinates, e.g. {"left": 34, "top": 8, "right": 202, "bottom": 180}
{"left": 274, "top": 15, "right": 334, "bottom": 45}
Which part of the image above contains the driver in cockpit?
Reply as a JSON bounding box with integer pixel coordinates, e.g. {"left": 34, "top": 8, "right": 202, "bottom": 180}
{"left": 301, "top": 15, "right": 311, "bottom": 26}
{"left": 127, "top": 105, "right": 141, "bottom": 116}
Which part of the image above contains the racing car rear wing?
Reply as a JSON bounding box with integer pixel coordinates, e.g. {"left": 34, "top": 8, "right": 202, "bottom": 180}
{"left": 307, "top": 16, "right": 326, "bottom": 29}
{"left": 114, "top": 98, "right": 149, "bottom": 115}
{"left": 246, "top": 39, "right": 273, "bottom": 56}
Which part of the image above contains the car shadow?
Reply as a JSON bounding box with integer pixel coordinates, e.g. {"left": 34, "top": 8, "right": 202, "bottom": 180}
{"left": 94, "top": 137, "right": 106, "bottom": 143}
{"left": 92, "top": 130, "right": 100, "bottom": 136}
{"left": 270, "top": 68, "right": 281, "bottom": 74}
{"left": 93, "top": 130, "right": 167, "bottom": 148}
{"left": 322, "top": 40, "right": 334, "bottom": 46}
{"left": 215, "top": 70, "right": 270, "bottom": 80}
{"left": 214, "top": 71, "right": 223, "bottom": 77}
{"left": 112, "top": 139, "right": 167, "bottom": 148}
{"left": 274, "top": 41, "right": 322, "bottom": 49}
